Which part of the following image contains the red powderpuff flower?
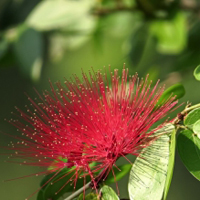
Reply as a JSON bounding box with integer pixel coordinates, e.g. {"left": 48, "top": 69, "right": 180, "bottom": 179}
{"left": 5, "top": 67, "right": 177, "bottom": 198}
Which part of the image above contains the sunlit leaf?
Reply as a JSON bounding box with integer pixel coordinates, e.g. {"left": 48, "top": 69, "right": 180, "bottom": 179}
{"left": 128, "top": 124, "right": 174, "bottom": 200}
{"left": 193, "top": 119, "right": 200, "bottom": 139}
{"left": 177, "top": 129, "right": 200, "bottom": 181}
{"left": 194, "top": 65, "right": 200, "bottom": 81}
{"left": 163, "top": 128, "right": 176, "bottom": 200}
{"left": 100, "top": 185, "right": 119, "bottom": 200}
{"left": 26, "top": 0, "right": 95, "bottom": 31}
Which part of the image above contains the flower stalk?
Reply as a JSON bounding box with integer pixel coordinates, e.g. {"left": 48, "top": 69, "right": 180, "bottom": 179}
{"left": 173, "top": 102, "right": 200, "bottom": 125}
{"left": 64, "top": 182, "right": 91, "bottom": 200}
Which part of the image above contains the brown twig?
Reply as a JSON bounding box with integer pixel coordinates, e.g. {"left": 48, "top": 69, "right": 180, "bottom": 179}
{"left": 93, "top": 6, "right": 138, "bottom": 16}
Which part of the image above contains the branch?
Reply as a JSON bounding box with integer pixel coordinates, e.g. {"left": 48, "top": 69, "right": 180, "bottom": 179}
{"left": 93, "top": 6, "right": 138, "bottom": 16}
{"left": 64, "top": 181, "right": 91, "bottom": 200}
{"left": 172, "top": 102, "right": 200, "bottom": 125}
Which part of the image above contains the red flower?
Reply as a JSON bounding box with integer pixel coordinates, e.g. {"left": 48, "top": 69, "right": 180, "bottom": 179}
{"left": 6, "top": 67, "right": 177, "bottom": 197}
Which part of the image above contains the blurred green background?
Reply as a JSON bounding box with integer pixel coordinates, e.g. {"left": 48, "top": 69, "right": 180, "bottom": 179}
{"left": 1, "top": 0, "right": 200, "bottom": 199}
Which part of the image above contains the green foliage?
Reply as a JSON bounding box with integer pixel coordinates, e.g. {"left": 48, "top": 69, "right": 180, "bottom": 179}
{"left": 150, "top": 12, "right": 187, "bottom": 54}
{"left": 13, "top": 25, "right": 43, "bottom": 81}
{"left": 38, "top": 161, "right": 130, "bottom": 200}
{"left": 157, "top": 83, "right": 185, "bottom": 106}
{"left": 178, "top": 107, "right": 200, "bottom": 181}
{"left": 193, "top": 119, "right": 200, "bottom": 138}
{"left": 26, "top": 0, "right": 95, "bottom": 31}
{"left": 129, "top": 24, "right": 149, "bottom": 66}
{"left": 75, "top": 193, "right": 98, "bottom": 200}
{"left": 184, "top": 108, "right": 200, "bottom": 129}
{"left": 37, "top": 190, "right": 44, "bottom": 200}
{"left": 128, "top": 124, "right": 175, "bottom": 200}
{"left": 100, "top": 185, "right": 119, "bottom": 200}
{"left": 194, "top": 65, "right": 200, "bottom": 81}
{"left": 177, "top": 129, "right": 200, "bottom": 181}
{"left": 37, "top": 168, "right": 90, "bottom": 200}
{"left": 0, "top": 0, "right": 197, "bottom": 81}
{"left": 163, "top": 129, "right": 176, "bottom": 200}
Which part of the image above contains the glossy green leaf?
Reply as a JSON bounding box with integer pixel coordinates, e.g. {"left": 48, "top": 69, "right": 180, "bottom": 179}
{"left": 128, "top": 128, "right": 171, "bottom": 200}
{"left": 13, "top": 25, "right": 43, "bottom": 81}
{"left": 177, "top": 129, "right": 200, "bottom": 180}
{"left": 163, "top": 129, "right": 176, "bottom": 200}
{"left": 26, "top": 0, "right": 94, "bottom": 31}
{"left": 37, "top": 190, "right": 44, "bottom": 200}
{"left": 39, "top": 161, "right": 98, "bottom": 200}
{"left": 105, "top": 164, "right": 132, "bottom": 184}
{"left": 151, "top": 12, "right": 187, "bottom": 54}
{"left": 39, "top": 168, "right": 91, "bottom": 200}
{"left": 157, "top": 83, "right": 185, "bottom": 105}
{"left": 100, "top": 185, "right": 119, "bottom": 200}
{"left": 193, "top": 119, "right": 200, "bottom": 139}
{"left": 194, "top": 65, "right": 200, "bottom": 81}
{"left": 184, "top": 108, "right": 200, "bottom": 128}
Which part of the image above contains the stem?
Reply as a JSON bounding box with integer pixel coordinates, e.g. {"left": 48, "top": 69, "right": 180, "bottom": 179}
{"left": 64, "top": 181, "right": 91, "bottom": 200}
{"left": 173, "top": 103, "right": 200, "bottom": 125}
{"left": 184, "top": 103, "right": 200, "bottom": 113}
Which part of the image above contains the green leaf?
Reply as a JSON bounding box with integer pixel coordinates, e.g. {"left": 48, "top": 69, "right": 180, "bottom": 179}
{"left": 177, "top": 129, "right": 200, "bottom": 180}
{"left": 184, "top": 108, "right": 200, "bottom": 128}
{"left": 26, "top": 0, "right": 94, "bottom": 31}
{"left": 85, "top": 193, "right": 98, "bottom": 200}
{"left": 105, "top": 164, "right": 132, "bottom": 184}
{"left": 37, "top": 190, "right": 44, "bottom": 200}
{"left": 157, "top": 83, "right": 185, "bottom": 105}
{"left": 128, "top": 126, "right": 172, "bottom": 200}
{"left": 100, "top": 185, "right": 119, "bottom": 200}
{"left": 75, "top": 193, "right": 98, "bottom": 200}
{"left": 13, "top": 25, "right": 43, "bottom": 81}
{"left": 194, "top": 65, "right": 200, "bottom": 81}
{"left": 163, "top": 129, "right": 176, "bottom": 200}
{"left": 39, "top": 161, "right": 99, "bottom": 200}
{"left": 193, "top": 119, "right": 200, "bottom": 139}
{"left": 151, "top": 12, "right": 187, "bottom": 54}
{"left": 39, "top": 168, "right": 91, "bottom": 200}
